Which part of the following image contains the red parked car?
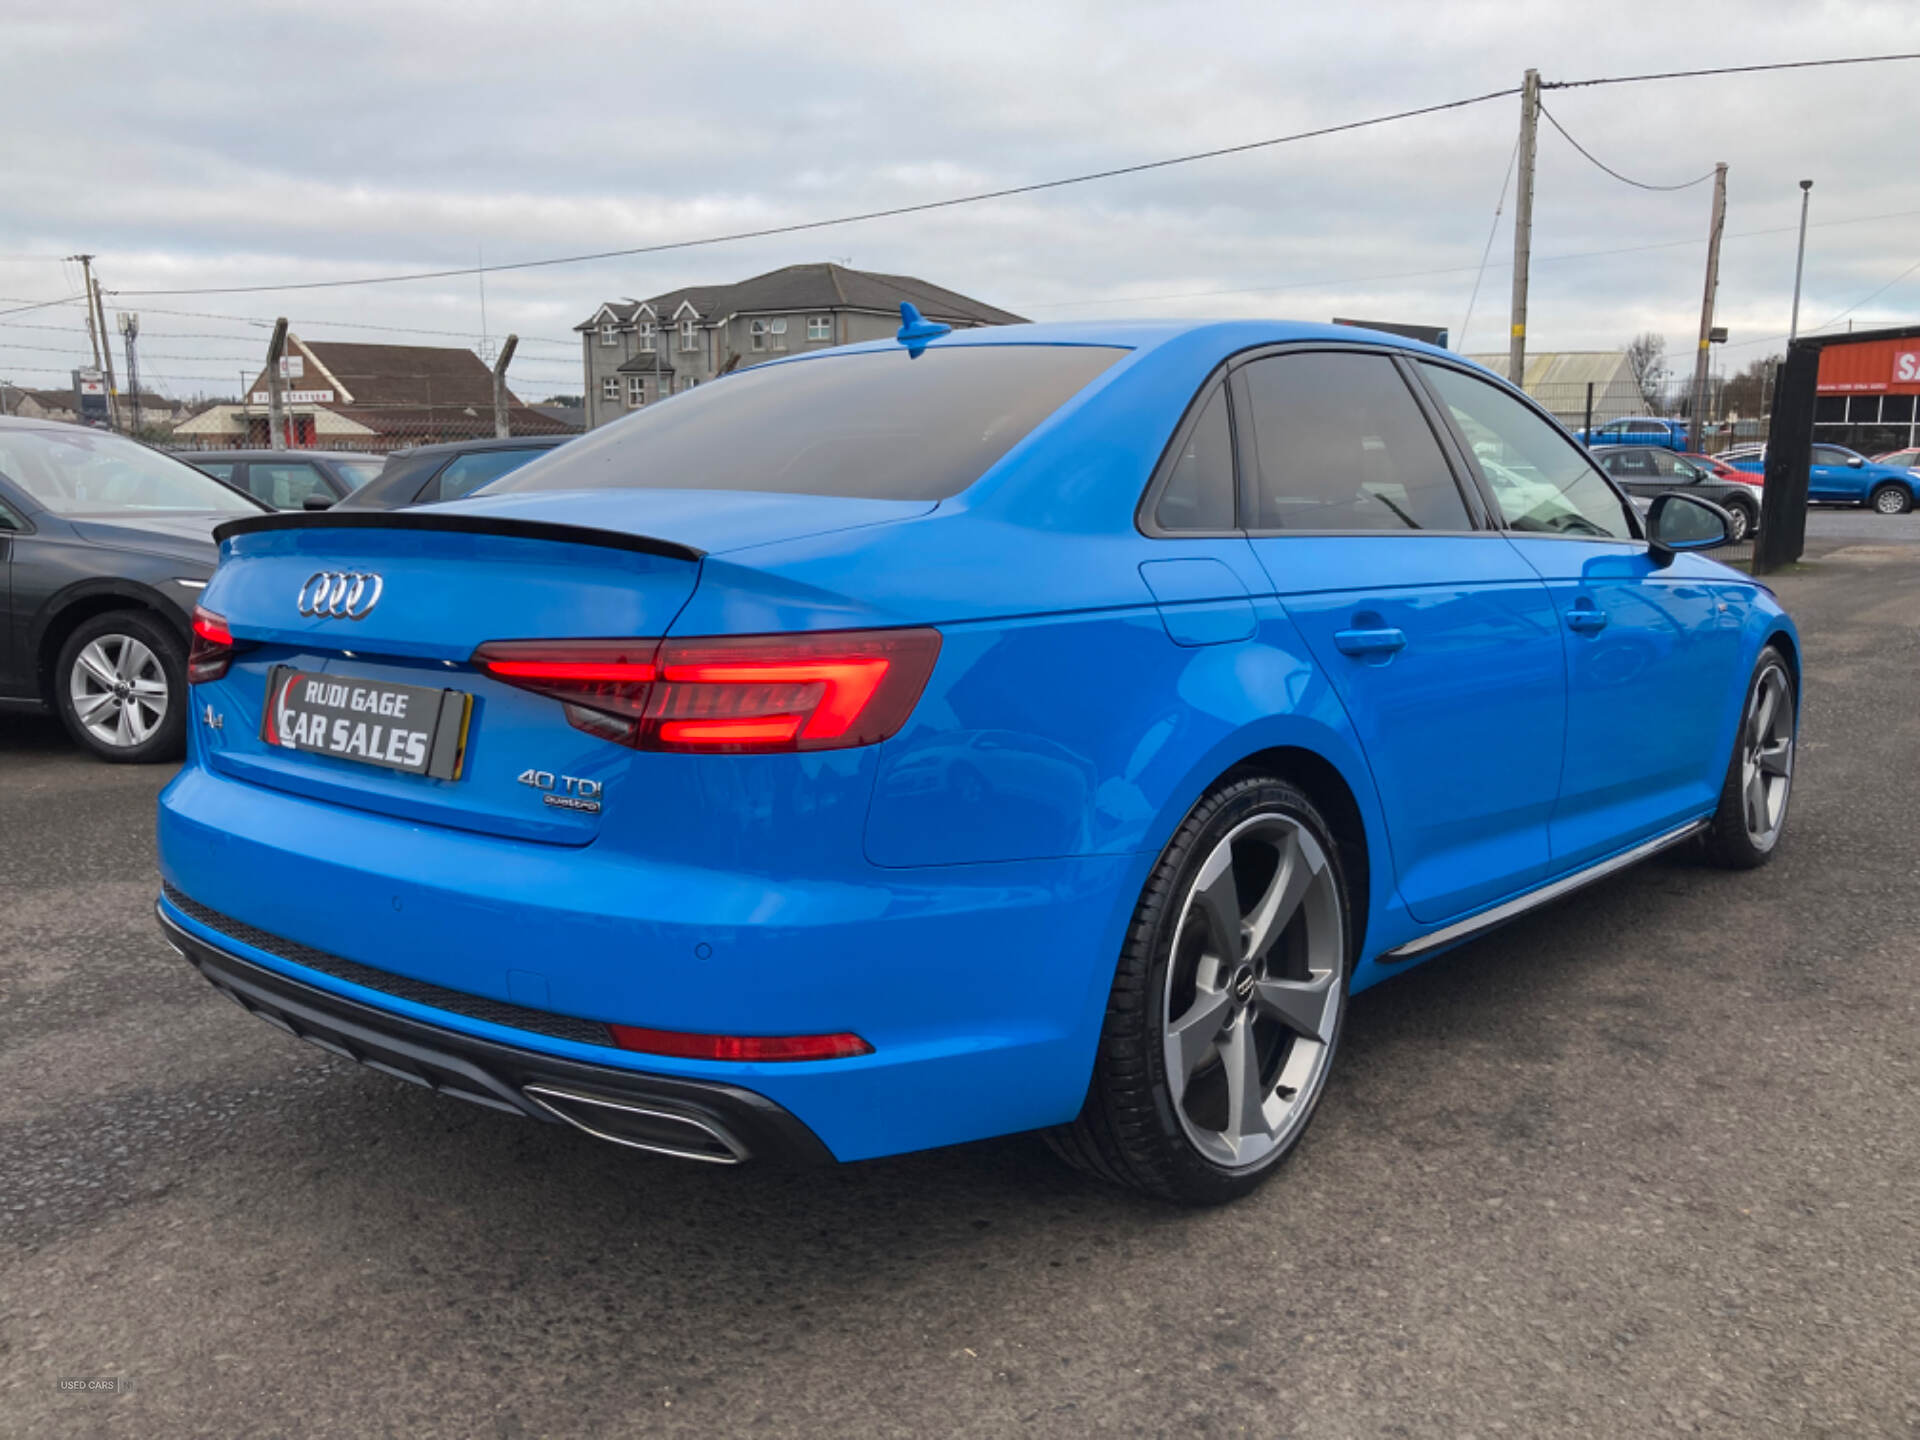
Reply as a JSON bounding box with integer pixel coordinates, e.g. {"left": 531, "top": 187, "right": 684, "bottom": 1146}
{"left": 1683, "top": 452, "right": 1762, "bottom": 486}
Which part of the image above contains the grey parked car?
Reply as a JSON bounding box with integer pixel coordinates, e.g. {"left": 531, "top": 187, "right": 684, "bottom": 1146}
{"left": 178, "top": 448, "right": 384, "bottom": 510}
{"left": 0, "top": 417, "right": 267, "bottom": 761}
{"left": 1590, "top": 444, "right": 1761, "bottom": 543}
{"left": 331, "top": 435, "right": 570, "bottom": 511}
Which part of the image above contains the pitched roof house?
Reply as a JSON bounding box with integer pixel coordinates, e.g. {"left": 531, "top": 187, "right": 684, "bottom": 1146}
{"left": 173, "top": 336, "right": 573, "bottom": 450}
{"left": 576, "top": 262, "right": 1025, "bottom": 430}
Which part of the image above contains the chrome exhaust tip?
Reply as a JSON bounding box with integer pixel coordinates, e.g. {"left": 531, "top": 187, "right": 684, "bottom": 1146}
{"left": 521, "top": 1084, "right": 748, "bottom": 1164}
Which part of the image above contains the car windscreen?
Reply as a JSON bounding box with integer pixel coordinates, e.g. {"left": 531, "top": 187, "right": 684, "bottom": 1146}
{"left": 334, "top": 459, "right": 383, "bottom": 490}
{"left": 490, "top": 345, "right": 1126, "bottom": 501}
{"left": 0, "top": 428, "right": 262, "bottom": 516}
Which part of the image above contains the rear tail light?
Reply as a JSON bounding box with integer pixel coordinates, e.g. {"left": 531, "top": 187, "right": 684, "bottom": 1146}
{"left": 474, "top": 628, "right": 941, "bottom": 753}
{"left": 187, "top": 606, "right": 236, "bottom": 684}
{"left": 607, "top": 1024, "right": 872, "bottom": 1062}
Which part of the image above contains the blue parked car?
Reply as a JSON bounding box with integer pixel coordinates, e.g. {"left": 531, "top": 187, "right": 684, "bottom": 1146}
{"left": 156, "top": 317, "right": 1800, "bottom": 1204}
{"left": 1574, "top": 416, "right": 1692, "bottom": 451}
{"left": 1725, "top": 443, "right": 1916, "bottom": 514}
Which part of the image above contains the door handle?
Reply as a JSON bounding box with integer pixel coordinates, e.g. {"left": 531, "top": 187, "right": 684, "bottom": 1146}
{"left": 1333, "top": 626, "right": 1407, "bottom": 657}
{"left": 1565, "top": 605, "right": 1609, "bottom": 634}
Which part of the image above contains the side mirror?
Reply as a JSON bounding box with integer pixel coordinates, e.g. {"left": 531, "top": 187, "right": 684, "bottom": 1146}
{"left": 1646, "top": 491, "right": 1731, "bottom": 566}
{"left": 1848, "top": 455, "right": 1865, "bottom": 468}
{"left": 301, "top": 492, "right": 336, "bottom": 511}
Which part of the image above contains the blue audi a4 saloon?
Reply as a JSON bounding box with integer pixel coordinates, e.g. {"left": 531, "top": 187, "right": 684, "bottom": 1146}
{"left": 156, "top": 313, "right": 1800, "bottom": 1203}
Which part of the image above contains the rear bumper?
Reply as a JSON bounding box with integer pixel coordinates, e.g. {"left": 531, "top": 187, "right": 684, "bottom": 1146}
{"left": 157, "top": 901, "right": 833, "bottom": 1166}
{"left": 156, "top": 762, "right": 1145, "bottom": 1161}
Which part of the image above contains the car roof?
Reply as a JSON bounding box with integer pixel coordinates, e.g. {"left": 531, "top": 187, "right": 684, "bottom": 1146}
{"left": 176, "top": 448, "right": 383, "bottom": 462}
{"left": 0, "top": 414, "right": 96, "bottom": 433}
{"left": 382, "top": 434, "right": 572, "bottom": 460}
{"left": 803, "top": 317, "right": 1478, "bottom": 370}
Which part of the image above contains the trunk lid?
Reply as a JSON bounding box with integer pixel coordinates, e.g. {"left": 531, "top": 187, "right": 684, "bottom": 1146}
{"left": 195, "top": 512, "right": 706, "bottom": 845}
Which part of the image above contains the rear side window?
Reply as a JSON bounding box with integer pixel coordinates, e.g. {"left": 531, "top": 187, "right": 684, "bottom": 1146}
{"left": 194, "top": 460, "right": 239, "bottom": 484}
{"left": 433, "top": 448, "right": 549, "bottom": 502}
{"left": 1239, "top": 352, "right": 1470, "bottom": 531}
{"left": 1153, "top": 388, "right": 1235, "bottom": 531}
{"left": 1421, "top": 362, "right": 1634, "bottom": 540}
{"left": 494, "top": 346, "right": 1125, "bottom": 502}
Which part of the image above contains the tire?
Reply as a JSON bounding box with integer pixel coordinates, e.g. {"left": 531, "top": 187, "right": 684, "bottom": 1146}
{"left": 1702, "top": 648, "right": 1795, "bottom": 869}
{"left": 52, "top": 609, "right": 188, "bottom": 763}
{"left": 1870, "top": 483, "right": 1912, "bottom": 516}
{"left": 1047, "top": 774, "right": 1352, "bottom": 1204}
{"left": 1724, "top": 498, "right": 1754, "bottom": 543}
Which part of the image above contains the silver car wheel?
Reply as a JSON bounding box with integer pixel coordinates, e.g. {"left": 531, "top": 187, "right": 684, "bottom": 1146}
{"left": 69, "top": 634, "right": 170, "bottom": 748}
{"left": 1873, "top": 485, "right": 1909, "bottom": 515}
{"left": 1739, "top": 662, "right": 1794, "bottom": 850}
{"left": 1162, "top": 813, "right": 1344, "bottom": 1170}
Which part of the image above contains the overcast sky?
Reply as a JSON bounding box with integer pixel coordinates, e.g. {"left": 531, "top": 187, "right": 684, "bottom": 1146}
{"left": 3, "top": 0, "right": 1916, "bottom": 401}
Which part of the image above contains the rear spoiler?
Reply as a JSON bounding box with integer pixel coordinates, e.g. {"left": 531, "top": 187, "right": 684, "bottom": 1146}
{"left": 212, "top": 509, "right": 705, "bottom": 563}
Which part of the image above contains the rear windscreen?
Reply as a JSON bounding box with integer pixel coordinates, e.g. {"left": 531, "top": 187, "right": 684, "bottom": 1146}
{"left": 490, "top": 344, "right": 1126, "bottom": 502}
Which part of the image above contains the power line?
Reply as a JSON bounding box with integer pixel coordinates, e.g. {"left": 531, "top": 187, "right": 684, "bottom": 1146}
{"left": 1542, "top": 52, "right": 1920, "bottom": 90}
{"left": 1807, "top": 254, "right": 1920, "bottom": 332}
{"left": 1459, "top": 138, "right": 1521, "bottom": 347}
{"left": 0, "top": 293, "right": 87, "bottom": 318}
{"left": 104, "top": 88, "right": 1524, "bottom": 298}
{"left": 1536, "top": 102, "right": 1715, "bottom": 192}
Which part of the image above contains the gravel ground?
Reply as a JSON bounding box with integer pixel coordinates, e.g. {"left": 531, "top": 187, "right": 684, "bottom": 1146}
{"left": 1, "top": 521, "right": 1915, "bottom": 1438}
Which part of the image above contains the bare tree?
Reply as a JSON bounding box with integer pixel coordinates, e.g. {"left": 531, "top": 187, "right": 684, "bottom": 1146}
{"left": 1722, "top": 354, "right": 1783, "bottom": 419}
{"left": 1626, "top": 332, "right": 1669, "bottom": 411}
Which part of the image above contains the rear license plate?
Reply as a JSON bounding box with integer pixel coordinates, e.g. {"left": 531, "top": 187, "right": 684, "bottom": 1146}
{"left": 262, "top": 666, "right": 471, "bottom": 779}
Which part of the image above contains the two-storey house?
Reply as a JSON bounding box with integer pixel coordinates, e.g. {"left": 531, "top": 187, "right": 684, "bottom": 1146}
{"left": 576, "top": 262, "right": 1024, "bottom": 429}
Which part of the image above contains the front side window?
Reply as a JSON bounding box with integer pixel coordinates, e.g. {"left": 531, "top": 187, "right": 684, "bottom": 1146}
{"left": 0, "top": 427, "right": 259, "bottom": 516}
{"left": 496, "top": 345, "right": 1125, "bottom": 503}
{"left": 1153, "top": 387, "right": 1236, "bottom": 532}
{"left": 249, "top": 461, "right": 329, "bottom": 509}
{"left": 808, "top": 315, "right": 832, "bottom": 342}
{"left": 599, "top": 322, "right": 619, "bottom": 347}
{"left": 601, "top": 376, "right": 618, "bottom": 402}
{"left": 1812, "top": 445, "right": 1854, "bottom": 466}
{"left": 1239, "top": 352, "right": 1469, "bottom": 531}
{"left": 1420, "top": 362, "right": 1634, "bottom": 540}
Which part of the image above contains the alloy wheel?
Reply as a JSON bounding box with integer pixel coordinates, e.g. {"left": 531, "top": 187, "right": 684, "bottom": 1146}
{"left": 1739, "top": 663, "right": 1794, "bottom": 849}
{"left": 68, "top": 633, "right": 170, "bottom": 749}
{"left": 1874, "top": 486, "right": 1909, "bottom": 515}
{"left": 1163, "top": 813, "right": 1343, "bottom": 1169}
{"left": 1726, "top": 505, "right": 1750, "bottom": 542}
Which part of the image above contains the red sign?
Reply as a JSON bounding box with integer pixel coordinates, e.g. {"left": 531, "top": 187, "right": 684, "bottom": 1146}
{"left": 1896, "top": 351, "right": 1920, "bottom": 385}
{"left": 1816, "top": 337, "right": 1920, "bottom": 395}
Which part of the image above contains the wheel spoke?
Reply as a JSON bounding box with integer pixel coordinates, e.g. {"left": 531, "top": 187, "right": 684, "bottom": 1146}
{"left": 1242, "top": 832, "right": 1317, "bottom": 965}
{"left": 1219, "top": 1011, "right": 1268, "bottom": 1150}
{"left": 1253, "top": 970, "right": 1337, "bottom": 1043}
{"left": 113, "top": 702, "right": 133, "bottom": 746}
{"left": 75, "top": 691, "right": 117, "bottom": 723}
{"left": 77, "top": 646, "right": 119, "bottom": 690}
{"left": 1190, "top": 839, "right": 1245, "bottom": 964}
{"left": 1757, "top": 739, "right": 1791, "bottom": 778}
{"left": 1745, "top": 772, "right": 1767, "bottom": 833}
{"left": 1165, "top": 986, "right": 1232, "bottom": 1099}
{"left": 1752, "top": 685, "right": 1777, "bottom": 746}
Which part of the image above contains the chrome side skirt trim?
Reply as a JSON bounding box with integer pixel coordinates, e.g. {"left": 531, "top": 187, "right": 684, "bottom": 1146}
{"left": 1379, "top": 818, "right": 1710, "bottom": 963}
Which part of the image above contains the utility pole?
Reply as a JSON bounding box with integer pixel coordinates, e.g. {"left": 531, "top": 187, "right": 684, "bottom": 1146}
{"left": 1507, "top": 68, "right": 1541, "bottom": 388}
{"left": 117, "top": 311, "right": 141, "bottom": 433}
{"left": 90, "top": 275, "right": 122, "bottom": 432}
{"left": 1788, "top": 179, "right": 1813, "bottom": 343}
{"left": 491, "top": 334, "right": 518, "bottom": 438}
{"left": 68, "top": 254, "right": 104, "bottom": 375}
{"left": 264, "top": 318, "right": 289, "bottom": 451}
{"left": 1688, "top": 162, "right": 1729, "bottom": 452}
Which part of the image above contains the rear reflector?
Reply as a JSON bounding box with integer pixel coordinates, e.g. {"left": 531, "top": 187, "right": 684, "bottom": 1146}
{"left": 607, "top": 1025, "right": 873, "bottom": 1062}
{"left": 474, "top": 628, "right": 940, "bottom": 753}
{"left": 188, "top": 606, "right": 236, "bottom": 684}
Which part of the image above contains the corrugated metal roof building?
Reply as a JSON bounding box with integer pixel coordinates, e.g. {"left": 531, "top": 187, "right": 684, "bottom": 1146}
{"left": 1463, "top": 350, "right": 1643, "bottom": 427}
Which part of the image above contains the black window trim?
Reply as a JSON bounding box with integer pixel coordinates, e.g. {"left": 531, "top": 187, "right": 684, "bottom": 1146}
{"left": 1135, "top": 340, "right": 1505, "bottom": 541}
{"left": 1404, "top": 353, "right": 1647, "bottom": 544}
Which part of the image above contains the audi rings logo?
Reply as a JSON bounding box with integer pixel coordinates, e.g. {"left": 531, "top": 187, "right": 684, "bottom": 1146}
{"left": 296, "top": 571, "right": 384, "bottom": 620}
